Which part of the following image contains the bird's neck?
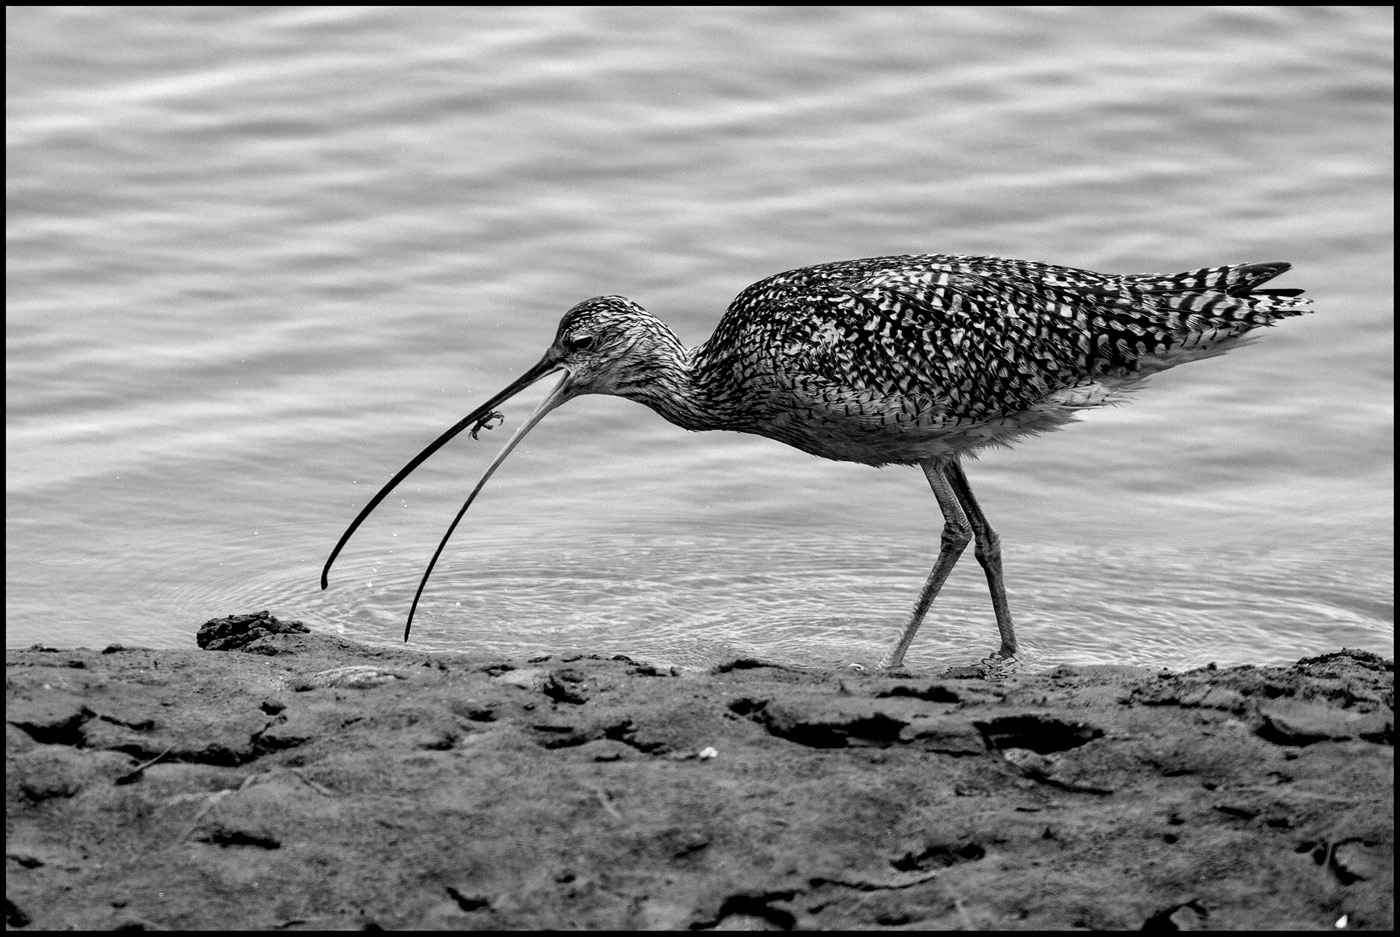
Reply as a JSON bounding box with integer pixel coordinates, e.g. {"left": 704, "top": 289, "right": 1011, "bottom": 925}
{"left": 613, "top": 334, "right": 740, "bottom": 433}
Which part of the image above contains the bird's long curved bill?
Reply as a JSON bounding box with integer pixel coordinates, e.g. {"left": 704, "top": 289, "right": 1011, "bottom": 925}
{"left": 321, "top": 359, "right": 575, "bottom": 640}
{"left": 399, "top": 369, "right": 576, "bottom": 640}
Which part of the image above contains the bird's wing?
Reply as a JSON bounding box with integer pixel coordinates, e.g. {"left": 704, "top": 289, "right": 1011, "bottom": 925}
{"left": 753, "top": 265, "right": 1110, "bottom": 421}
{"left": 703, "top": 256, "right": 1311, "bottom": 423}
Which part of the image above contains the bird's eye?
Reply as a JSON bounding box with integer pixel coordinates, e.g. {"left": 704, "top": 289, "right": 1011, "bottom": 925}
{"left": 565, "top": 333, "right": 595, "bottom": 352}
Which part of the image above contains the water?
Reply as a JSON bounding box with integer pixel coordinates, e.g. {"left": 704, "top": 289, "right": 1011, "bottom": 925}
{"left": 7, "top": 7, "right": 1393, "bottom": 671}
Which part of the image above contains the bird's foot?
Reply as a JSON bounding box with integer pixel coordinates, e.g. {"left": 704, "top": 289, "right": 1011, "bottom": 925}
{"left": 858, "top": 658, "right": 916, "bottom": 677}
{"left": 871, "top": 649, "right": 907, "bottom": 673}
{"left": 978, "top": 651, "right": 1019, "bottom": 681}
{"left": 937, "top": 649, "right": 1019, "bottom": 681}
{"left": 847, "top": 661, "right": 911, "bottom": 675}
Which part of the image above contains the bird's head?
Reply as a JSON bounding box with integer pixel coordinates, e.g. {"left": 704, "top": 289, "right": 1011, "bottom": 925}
{"left": 542, "top": 295, "right": 680, "bottom": 399}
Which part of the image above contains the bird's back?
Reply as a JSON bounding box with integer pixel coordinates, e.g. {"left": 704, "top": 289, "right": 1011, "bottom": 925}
{"left": 691, "top": 254, "right": 1311, "bottom": 465}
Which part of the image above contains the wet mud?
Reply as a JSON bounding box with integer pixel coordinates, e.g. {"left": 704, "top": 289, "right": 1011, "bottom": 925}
{"left": 6, "top": 614, "right": 1392, "bottom": 929}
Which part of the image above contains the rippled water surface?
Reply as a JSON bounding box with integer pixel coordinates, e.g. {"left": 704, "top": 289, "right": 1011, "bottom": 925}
{"left": 7, "top": 7, "right": 1393, "bottom": 670}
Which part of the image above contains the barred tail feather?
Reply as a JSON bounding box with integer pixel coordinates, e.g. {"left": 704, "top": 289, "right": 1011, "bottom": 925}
{"left": 1111, "top": 261, "right": 1314, "bottom": 376}
{"left": 1125, "top": 261, "right": 1294, "bottom": 295}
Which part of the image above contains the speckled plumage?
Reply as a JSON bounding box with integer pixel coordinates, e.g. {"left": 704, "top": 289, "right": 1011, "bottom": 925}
{"left": 557, "top": 254, "right": 1311, "bottom": 465}
{"left": 325, "top": 253, "right": 1312, "bottom": 667}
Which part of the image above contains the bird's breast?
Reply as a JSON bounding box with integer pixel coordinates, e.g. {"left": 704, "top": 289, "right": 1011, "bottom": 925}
{"left": 720, "top": 378, "right": 1087, "bottom": 466}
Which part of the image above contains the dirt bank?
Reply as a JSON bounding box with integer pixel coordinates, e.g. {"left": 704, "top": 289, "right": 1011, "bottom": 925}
{"left": 5, "top": 613, "right": 1393, "bottom": 929}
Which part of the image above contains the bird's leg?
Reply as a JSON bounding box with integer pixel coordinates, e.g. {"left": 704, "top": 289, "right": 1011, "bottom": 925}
{"left": 944, "top": 460, "right": 1018, "bottom": 661}
{"left": 877, "top": 460, "right": 972, "bottom": 671}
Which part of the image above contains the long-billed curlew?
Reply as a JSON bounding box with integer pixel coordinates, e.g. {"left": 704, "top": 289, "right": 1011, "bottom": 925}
{"left": 322, "top": 254, "right": 1311, "bottom": 669}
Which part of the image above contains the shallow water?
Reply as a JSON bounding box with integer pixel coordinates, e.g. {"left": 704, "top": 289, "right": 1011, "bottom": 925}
{"left": 7, "top": 7, "right": 1393, "bottom": 670}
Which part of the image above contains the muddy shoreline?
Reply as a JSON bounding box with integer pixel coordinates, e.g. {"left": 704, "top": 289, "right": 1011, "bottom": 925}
{"left": 6, "top": 614, "right": 1393, "bottom": 930}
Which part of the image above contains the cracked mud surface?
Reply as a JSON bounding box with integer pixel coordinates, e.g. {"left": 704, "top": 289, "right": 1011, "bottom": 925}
{"left": 5, "top": 617, "right": 1393, "bottom": 930}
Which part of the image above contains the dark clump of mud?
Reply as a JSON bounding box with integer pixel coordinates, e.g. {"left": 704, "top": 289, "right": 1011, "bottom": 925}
{"left": 6, "top": 615, "right": 1393, "bottom": 930}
